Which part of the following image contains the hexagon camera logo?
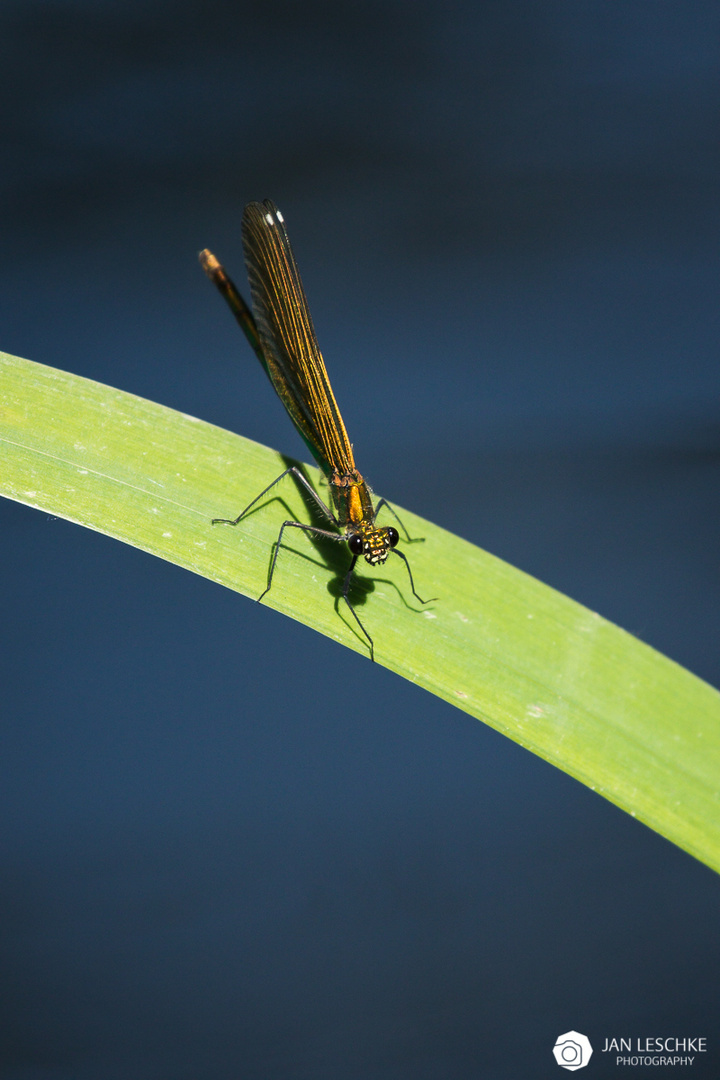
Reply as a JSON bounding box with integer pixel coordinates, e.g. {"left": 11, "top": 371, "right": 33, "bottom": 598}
{"left": 553, "top": 1030, "right": 593, "bottom": 1070}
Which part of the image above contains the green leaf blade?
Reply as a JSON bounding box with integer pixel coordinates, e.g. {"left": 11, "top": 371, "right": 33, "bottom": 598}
{"left": 2, "top": 350, "right": 719, "bottom": 872}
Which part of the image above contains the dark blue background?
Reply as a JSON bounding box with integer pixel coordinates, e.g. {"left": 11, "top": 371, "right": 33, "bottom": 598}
{"left": 1, "top": 2, "right": 719, "bottom": 1077}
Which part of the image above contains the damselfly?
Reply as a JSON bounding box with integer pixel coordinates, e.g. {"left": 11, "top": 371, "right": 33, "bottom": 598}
{"left": 200, "top": 199, "right": 431, "bottom": 660}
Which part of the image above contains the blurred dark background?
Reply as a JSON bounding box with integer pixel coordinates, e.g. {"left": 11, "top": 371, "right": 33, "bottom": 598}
{"left": 1, "top": 2, "right": 719, "bottom": 1077}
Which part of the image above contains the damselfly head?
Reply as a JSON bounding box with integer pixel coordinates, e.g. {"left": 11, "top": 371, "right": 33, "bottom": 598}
{"left": 348, "top": 525, "right": 400, "bottom": 565}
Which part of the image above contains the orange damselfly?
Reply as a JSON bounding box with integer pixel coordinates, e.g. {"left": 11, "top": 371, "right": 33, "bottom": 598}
{"left": 200, "top": 199, "right": 432, "bottom": 660}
